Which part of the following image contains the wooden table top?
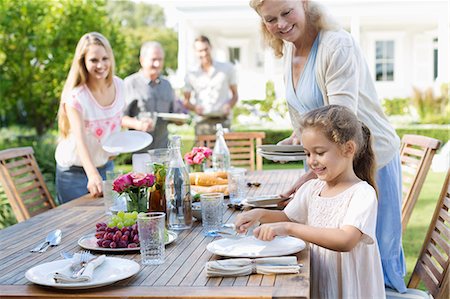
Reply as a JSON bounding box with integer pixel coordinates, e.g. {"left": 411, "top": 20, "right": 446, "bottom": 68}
{"left": 0, "top": 169, "right": 309, "bottom": 299}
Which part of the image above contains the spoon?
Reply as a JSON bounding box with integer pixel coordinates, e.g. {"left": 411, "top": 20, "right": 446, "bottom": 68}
{"left": 38, "top": 230, "right": 62, "bottom": 252}
{"left": 30, "top": 229, "right": 61, "bottom": 252}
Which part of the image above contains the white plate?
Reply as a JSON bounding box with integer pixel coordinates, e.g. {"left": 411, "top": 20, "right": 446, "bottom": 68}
{"left": 258, "top": 145, "right": 304, "bottom": 153}
{"left": 78, "top": 231, "right": 178, "bottom": 252}
{"left": 246, "top": 195, "right": 286, "bottom": 206}
{"left": 157, "top": 113, "right": 190, "bottom": 123}
{"left": 257, "top": 150, "right": 307, "bottom": 162}
{"left": 102, "top": 131, "right": 152, "bottom": 154}
{"left": 25, "top": 257, "right": 140, "bottom": 289}
{"left": 259, "top": 150, "right": 304, "bottom": 156}
{"left": 207, "top": 236, "right": 306, "bottom": 258}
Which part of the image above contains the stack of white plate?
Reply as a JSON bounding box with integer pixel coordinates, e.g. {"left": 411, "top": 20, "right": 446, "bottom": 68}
{"left": 257, "top": 145, "right": 306, "bottom": 162}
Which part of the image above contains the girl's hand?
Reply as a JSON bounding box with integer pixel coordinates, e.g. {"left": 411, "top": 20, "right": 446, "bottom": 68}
{"left": 87, "top": 173, "right": 103, "bottom": 197}
{"left": 234, "top": 209, "right": 263, "bottom": 233}
{"left": 253, "top": 223, "right": 289, "bottom": 241}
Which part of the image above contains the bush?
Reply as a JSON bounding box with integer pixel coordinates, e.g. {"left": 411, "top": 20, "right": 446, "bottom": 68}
{"left": 383, "top": 97, "right": 411, "bottom": 116}
{"left": 411, "top": 83, "right": 449, "bottom": 124}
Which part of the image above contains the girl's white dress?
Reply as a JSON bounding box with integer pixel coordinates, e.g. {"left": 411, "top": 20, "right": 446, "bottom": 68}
{"left": 284, "top": 179, "right": 385, "bottom": 298}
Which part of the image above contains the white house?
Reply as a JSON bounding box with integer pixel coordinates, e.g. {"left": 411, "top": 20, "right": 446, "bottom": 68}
{"left": 159, "top": 0, "right": 449, "bottom": 102}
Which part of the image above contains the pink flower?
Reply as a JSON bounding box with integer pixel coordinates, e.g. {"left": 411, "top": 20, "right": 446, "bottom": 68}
{"left": 112, "top": 172, "right": 155, "bottom": 194}
{"left": 193, "top": 152, "right": 205, "bottom": 164}
{"left": 184, "top": 146, "right": 213, "bottom": 165}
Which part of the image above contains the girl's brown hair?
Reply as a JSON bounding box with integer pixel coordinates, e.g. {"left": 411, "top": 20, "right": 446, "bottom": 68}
{"left": 58, "top": 32, "right": 115, "bottom": 138}
{"left": 299, "top": 105, "right": 378, "bottom": 195}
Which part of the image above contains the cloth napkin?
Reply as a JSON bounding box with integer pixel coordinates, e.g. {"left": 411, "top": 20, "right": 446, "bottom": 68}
{"left": 206, "top": 256, "right": 300, "bottom": 277}
{"left": 53, "top": 254, "right": 106, "bottom": 283}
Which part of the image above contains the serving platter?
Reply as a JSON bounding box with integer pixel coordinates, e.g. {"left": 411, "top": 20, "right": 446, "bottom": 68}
{"left": 78, "top": 231, "right": 177, "bottom": 252}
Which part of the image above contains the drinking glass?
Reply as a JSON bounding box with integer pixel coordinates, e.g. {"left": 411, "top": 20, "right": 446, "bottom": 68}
{"left": 228, "top": 168, "right": 246, "bottom": 204}
{"left": 104, "top": 170, "right": 124, "bottom": 215}
{"left": 138, "top": 111, "right": 158, "bottom": 132}
{"left": 137, "top": 212, "right": 166, "bottom": 265}
{"left": 146, "top": 149, "right": 170, "bottom": 213}
{"left": 200, "top": 193, "right": 224, "bottom": 236}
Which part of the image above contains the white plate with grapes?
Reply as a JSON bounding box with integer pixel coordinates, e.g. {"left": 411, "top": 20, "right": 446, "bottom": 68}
{"left": 77, "top": 211, "right": 177, "bottom": 252}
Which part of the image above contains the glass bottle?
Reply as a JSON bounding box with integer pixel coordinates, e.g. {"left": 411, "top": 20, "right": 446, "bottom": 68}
{"left": 165, "top": 136, "right": 192, "bottom": 230}
{"left": 212, "top": 124, "right": 231, "bottom": 171}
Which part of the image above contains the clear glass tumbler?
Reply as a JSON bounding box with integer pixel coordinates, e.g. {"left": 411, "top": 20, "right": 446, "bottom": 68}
{"left": 227, "top": 168, "right": 247, "bottom": 204}
{"left": 200, "top": 193, "right": 224, "bottom": 236}
{"left": 137, "top": 212, "right": 166, "bottom": 265}
{"left": 104, "top": 170, "right": 124, "bottom": 215}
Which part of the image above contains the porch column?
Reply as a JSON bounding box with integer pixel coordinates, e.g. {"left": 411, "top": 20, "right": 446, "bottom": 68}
{"left": 437, "top": 14, "right": 449, "bottom": 83}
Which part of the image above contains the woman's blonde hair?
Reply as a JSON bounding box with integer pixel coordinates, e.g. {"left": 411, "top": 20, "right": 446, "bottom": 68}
{"left": 299, "top": 105, "right": 378, "bottom": 196}
{"left": 58, "top": 32, "right": 115, "bottom": 138}
{"left": 249, "top": 0, "right": 340, "bottom": 57}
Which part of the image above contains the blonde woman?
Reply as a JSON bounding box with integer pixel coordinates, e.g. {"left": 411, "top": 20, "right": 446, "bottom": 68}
{"left": 55, "top": 32, "right": 125, "bottom": 204}
{"left": 249, "top": 0, "right": 406, "bottom": 293}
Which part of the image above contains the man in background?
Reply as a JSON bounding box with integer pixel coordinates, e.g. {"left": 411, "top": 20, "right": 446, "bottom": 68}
{"left": 122, "top": 41, "right": 179, "bottom": 151}
{"left": 183, "top": 35, "right": 238, "bottom": 136}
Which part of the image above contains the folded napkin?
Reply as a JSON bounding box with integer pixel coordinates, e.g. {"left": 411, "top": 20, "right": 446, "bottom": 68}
{"left": 206, "top": 256, "right": 300, "bottom": 277}
{"left": 54, "top": 254, "right": 106, "bottom": 283}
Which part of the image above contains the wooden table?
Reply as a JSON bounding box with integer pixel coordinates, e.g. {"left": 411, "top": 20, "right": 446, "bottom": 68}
{"left": 0, "top": 169, "right": 309, "bottom": 298}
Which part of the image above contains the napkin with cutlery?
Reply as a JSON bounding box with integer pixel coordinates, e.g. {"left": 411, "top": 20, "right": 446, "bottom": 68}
{"left": 206, "top": 256, "right": 300, "bottom": 277}
{"left": 54, "top": 254, "right": 106, "bottom": 283}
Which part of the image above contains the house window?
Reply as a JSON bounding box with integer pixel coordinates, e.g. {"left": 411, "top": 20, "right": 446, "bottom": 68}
{"left": 375, "top": 40, "right": 394, "bottom": 81}
{"left": 228, "top": 47, "right": 240, "bottom": 64}
{"left": 433, "top": 37, "right": 438, "bottom": 80}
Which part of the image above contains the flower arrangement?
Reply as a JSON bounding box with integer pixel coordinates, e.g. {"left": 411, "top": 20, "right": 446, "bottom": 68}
{"left": 113, "top": 172, "right": 156, "bottom": 212}
{"left": 184, "top": 146, "right": 213, "bottom": 166}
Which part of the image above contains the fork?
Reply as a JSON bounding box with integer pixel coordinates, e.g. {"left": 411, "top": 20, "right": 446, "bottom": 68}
{"left": 71, "top": 250, "right": 91, "bottom": 278}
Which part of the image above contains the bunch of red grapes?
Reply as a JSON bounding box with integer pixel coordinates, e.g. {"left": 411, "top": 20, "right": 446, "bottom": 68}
{"left": 95, "top": 222, "right": 139, "bottom": 249}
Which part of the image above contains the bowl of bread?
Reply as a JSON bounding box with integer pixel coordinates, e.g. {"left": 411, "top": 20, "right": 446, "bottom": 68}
{"left": 189, "top": 171, "right": 229, "bottom": 195}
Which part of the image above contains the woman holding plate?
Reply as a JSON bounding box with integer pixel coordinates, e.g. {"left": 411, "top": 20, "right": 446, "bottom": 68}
{"left": 55, "top": 32, "right": 126, "bottom": 204}
{"left": 249, "top": 0, "right": 405, "bottom": 292}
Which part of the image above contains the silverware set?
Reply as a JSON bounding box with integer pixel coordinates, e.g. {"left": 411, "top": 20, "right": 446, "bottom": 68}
{"left": 60, "top": 250, "right": 97, "bottom": 279}
{"left": 30, "top": 229, "right": 62, "bottom": 253}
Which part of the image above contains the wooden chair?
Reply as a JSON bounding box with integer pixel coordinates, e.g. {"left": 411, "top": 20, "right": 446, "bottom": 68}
{"left": 196, "top": 132, "right": 266, "bottom": 171}
{"left": 386, "top": 170, "right": 449, "bottom": 299}
{"left": 400, "top": 134, "right": 441, "bottom": 232}
{"left": 0, "top": 147, "right": 56, "bottom": 222}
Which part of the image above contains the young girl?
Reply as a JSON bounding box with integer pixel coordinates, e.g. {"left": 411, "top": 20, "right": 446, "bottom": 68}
{"left": 235, "top": 105, "right": 385, "bottom": 298}
{"left": 55, "top": 32, "right": 125, "bottom": 204}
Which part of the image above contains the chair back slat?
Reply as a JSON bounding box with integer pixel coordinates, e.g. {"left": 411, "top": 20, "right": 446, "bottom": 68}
{"left": 400, "top": 134, "right": 441, "bottom": 232}
{"left": 408, "top": 170, "right": 450, "bottom": 299}
{"left": 0, "top": 146, "right": 55, "bottom": 222}
{"left": 196, "top": 132, "right": 265, "bottom": 171}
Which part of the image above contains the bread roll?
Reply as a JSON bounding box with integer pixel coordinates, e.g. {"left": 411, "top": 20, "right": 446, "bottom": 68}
{"left": 191, "top": 184, "right": 229, "bottom": 195}
{"left": 189, "top": 172, "right": 228, "bottom": 186}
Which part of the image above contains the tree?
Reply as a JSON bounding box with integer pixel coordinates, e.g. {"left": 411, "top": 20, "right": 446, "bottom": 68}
{"left": 106, "top": 1, "right": 178, "bottom": 78}
{"left": 0, "top": 0, "right": 126, "bottom": 135}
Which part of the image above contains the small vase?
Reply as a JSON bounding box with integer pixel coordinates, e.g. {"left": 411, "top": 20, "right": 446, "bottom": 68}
{"left": 125, "top": 188, "right": 149, "bottom": 213}
{"left": 189, "top": 162, "right": 205, "bottom": 173}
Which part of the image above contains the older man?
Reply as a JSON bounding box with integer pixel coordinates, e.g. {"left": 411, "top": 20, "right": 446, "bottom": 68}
{"left": 183, "top": 35, "right": 238, "bottom": 136}
{"left": 122, "top": 42, "right": 179, "bottom": 151}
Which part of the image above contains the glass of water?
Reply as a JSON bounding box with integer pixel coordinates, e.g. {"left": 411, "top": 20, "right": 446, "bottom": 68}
{"left": 227, "top": 168, "right": 246, "bottom": 204}
{"left": 104, "top": 170, "right": 124, "bottom": 215}
{"left": 200, "top": 193, "right": 224, "bottom": 237}
{"left": 137, "top": 212, "right": 166, "bottom": 265}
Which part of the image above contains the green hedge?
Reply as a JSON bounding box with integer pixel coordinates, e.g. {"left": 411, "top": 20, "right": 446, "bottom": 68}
{"left": 237, "top": 126, "right": 449, "bottom": 146}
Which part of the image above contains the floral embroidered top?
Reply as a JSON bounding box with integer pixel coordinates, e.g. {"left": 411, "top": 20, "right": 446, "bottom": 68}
{"left": 55, "top": 76, "right": 125, "bottom": 168}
